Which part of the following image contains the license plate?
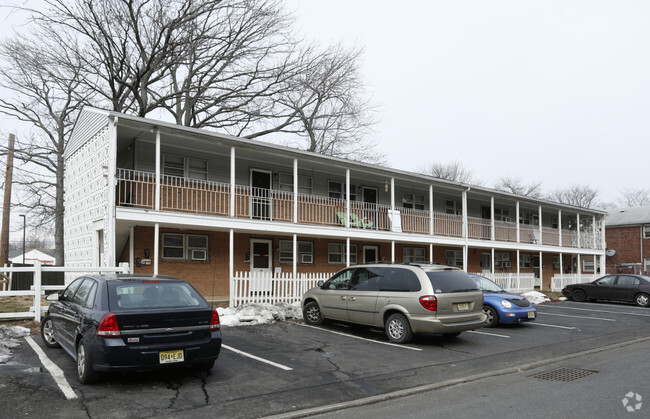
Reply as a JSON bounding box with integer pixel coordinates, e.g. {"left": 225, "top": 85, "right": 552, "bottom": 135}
{"left": 457, "top": 302, "right": 469, "bottom": 311}
{"left": 528, "top": 312, "right": 536, "bottom": 319}
{"left": 159, "top": 350, "right": 184, "bottom": 364}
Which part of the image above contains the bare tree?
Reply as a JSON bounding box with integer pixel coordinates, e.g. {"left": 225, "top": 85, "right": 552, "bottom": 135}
{"left": 617, "top": 188, "right": 650, "bottom": 208}
{"left": 494, "top": 176, "right": 543, "bottom": 198}
{"left": 419, "top": 160, "right": 480, "bottom": 185}
{"left": 547, "top": 185, "right": 600, "bottom": 209}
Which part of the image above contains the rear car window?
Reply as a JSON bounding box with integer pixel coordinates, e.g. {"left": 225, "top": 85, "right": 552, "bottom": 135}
{"left": 380, "top": 268, "right": 421, "bottom": 292}
{"left": 426, "top": 270, "right": 479, "bottom": 293}
{"left": 108, "top": 281, "right": 209, "bottom": 310}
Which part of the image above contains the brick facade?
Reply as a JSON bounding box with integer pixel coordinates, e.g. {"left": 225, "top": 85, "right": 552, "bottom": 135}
{"left": 605, "top": 225, "right": 650, "bottom": 274}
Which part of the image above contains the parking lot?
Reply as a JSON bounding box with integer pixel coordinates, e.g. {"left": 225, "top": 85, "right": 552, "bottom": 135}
{"left": 1, "top": 300, "right": 649, "bottom": 418}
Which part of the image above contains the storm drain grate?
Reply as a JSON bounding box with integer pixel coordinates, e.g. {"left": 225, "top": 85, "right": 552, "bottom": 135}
{"left": 530, "top": 367, "right": 598, "bottom": 382}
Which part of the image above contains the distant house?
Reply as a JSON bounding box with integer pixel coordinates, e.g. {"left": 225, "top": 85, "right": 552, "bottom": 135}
{"left": 63, "top": 107, "right": 606, "bottom": 299}
{"left": 8, "top": 249, "right": 56, "bottom": 266}
{"left": 605, "top": 206, "right": 650, "bottom": 275}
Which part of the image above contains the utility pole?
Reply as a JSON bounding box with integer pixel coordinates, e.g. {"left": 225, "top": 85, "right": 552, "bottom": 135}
{"left": 0, "top": 134, "right": 15, "bottom": 265}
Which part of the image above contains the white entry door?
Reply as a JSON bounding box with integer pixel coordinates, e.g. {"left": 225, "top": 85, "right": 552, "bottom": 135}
{"left": 250, "top": 239, "right": 273, "bottom": 293}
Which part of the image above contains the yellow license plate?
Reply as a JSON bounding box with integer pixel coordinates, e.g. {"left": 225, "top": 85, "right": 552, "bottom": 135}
{"left": 528, "top": 312, "right": 535, "bottom": 319}
{"left": 457, "top": 303, "right": 469, "bottom": 311}
{"left": 159, "top": 350, "right": 184, "bottom": 364}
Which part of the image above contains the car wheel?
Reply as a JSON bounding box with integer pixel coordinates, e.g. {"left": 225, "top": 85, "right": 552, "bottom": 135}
{"left": 40, "top": 315, "right": 60, "bottom": 348}
{"left": 77, "top": 339, "right": 99, "bottom": 384}
{"left": 385, "top": 313, "right": 413, "bottom": 344}
{"left": 483, "top": 305, "right": 499, "bottom": 328}
{"left": 571, "top": 289, "right": 586, "bottom": 302}
{"left": 303, "top": 301, "right": 325, "bottom": 325}
{"left": 634, "top": 293, "right": 650, "bottom": 307}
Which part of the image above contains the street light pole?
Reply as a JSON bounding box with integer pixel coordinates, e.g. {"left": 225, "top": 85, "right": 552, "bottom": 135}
{"left": 19, "top": 214, "right": 25, "bottom": 265}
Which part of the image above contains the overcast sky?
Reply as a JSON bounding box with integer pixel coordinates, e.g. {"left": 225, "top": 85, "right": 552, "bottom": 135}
{"left": 284, "top": 0, "right": 650, "bottom": 205}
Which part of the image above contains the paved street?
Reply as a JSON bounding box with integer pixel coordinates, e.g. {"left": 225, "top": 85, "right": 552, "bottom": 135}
{"left": 1, "top": 300, "right": 649, "bottom": 418}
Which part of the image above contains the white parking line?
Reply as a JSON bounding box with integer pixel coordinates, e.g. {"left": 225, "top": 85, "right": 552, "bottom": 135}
{"left": 538, "top": 305, "right": 650, "bottom": 317}
{"left": 539, "top": 312, "right": 616, "bottom": 322}
{"left": 24, "top": 336, "right": 77, "bottom": 400}
{"left": 529, "top": 322, "right": 577, "bottom": 330}
{"left": 467, "top": 330, "right": 510, "bottom": 338}
{"left": 299, "top": 324, "right": 423, "bottom": 351}
{"left": 222, "top": 344, "right": 293, "bottom": 370}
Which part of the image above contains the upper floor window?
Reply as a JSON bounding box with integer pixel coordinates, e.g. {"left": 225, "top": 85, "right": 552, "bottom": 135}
{"left": 279, "top": 240, "right": 314, "bottom": 264}
{"left": 328, "top": 181, "right": 356, "bottom": 200}
{"left": 402, "top": 193, "right": 425, "bottom": 210}
{"left": 445, "top": 200, "right": 462, "bottom": 215}
{"left": 279, "top": 173, "right": 312, "bottom": 195}
{"left": 163, "top": 154, "right": 208, "bottom": 180}
{"left": 162, "top": 233, "right": 208, "bottom": 261}
{"left": 644, "top": 225, "right": 650, "bottom": 239}
{"left": 403, "top": 247, "right": 426, "bottom": 263}
{"left": 494, "top": 208, "right": 511, "bottom": 222}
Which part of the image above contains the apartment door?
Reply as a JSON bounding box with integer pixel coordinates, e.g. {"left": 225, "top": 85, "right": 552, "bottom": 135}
{"left": 363, "top": 245, "right": 379, "bottom": 263}
{"left": 251, "top": 169, "right": 272, "bottom": 220}
{"left": 250, "top": 239, "right": 273, "bottom": 293}
{"left": 482, "top": 252, "right": 491, "bottom": 274}
{"left": 362, "top": 187, "right": 378, "bottom": 228}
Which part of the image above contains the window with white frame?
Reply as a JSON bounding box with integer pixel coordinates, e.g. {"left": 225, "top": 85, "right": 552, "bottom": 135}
{"left": 279, "top": 240, "right": 314, "bottom": 264}
{"left": 402, "top": 194, "right": 425, "bottom": 210}
{"left": 279, "top": 173, "right": 312, "bottom": 194}
{"left": 582, "top": 259, "right": 598, "bottom": 272}
{"left": 445, "top": 250, "right": 463, "bottom": 268}
{"left": 328, "top": 181, "right": 356, "bottom": 200}
{"left": 403, "top": 247, "right": 426, "bottom": 263}
{"left": 644, "top": 225, "right": 650, "bottom": 239}
{"left": 494, "top": 208, "right": 511, "bottom": 222}
{"left": 519, "top": 254, "right": 531, "bottom": 269}
{"left": 445, "top": 199, "right": 462, "bottom": 215}
{"left": 495, "top": 252, "right": 511, "bottom": 268}
{"left": 328, "top": 243, "right": 358, "bottom": 264}
{"left": 163, "top": 154, "right": 208, "bottom": 180}
{"left": 553, "top": 255, "right": 560, "bottom": 270}
{"left": 162, "top": 233, "right": 208, "bottom": 260}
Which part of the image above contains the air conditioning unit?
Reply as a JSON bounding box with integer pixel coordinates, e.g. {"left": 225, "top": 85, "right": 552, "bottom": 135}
{"left": 504, "top": 261, "right": 512, "bottom": 268}
{"left": 191, "top": 249, "right": 207, "bottom": 261}
{"left": 301, "top": 253, "right": 313, "bottom": 264}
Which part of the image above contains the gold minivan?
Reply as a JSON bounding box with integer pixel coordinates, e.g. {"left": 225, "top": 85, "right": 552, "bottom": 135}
{"left": 302, "top": 263, "right": 486, "bottom": 343}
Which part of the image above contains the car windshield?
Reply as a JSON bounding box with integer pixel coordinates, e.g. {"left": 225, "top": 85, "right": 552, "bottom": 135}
{"left": 426, "top": 270, "right": 479, "bottom": 293}
{"left": 108, "top": 281, "right": 209, "bottom": 310}
{"left": 471, "top": 275, "right": 504, "bottom": 292}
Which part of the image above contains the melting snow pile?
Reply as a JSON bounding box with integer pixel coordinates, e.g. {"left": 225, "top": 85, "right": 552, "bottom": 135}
{"left": 217, "top": 302, "right": 303, "bottom": 327}
{"left": 522, "top": 291, "right": 551, "bottom": 305}
{"left": 0, "top": 325, "right": 31, "bottom": 364}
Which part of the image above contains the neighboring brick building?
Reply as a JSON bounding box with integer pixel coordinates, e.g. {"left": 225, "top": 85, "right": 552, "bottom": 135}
{"left": 605, "top": 206, "right": 650, "bottom": 275}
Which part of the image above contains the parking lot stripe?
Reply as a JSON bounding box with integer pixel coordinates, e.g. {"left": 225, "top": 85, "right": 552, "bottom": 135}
{"left": 222, "top": 344, "right": 293, "bottom": 371}
{"left": 529, "top": 323, "right": 577, "bottom": 330}
{"left": 467, "top": 330, "right": 510, "bottom": 338}
{"left": 539, "top": 312, "right": 616, "bottom": 321}
{"left": 539, "top": 305, "right": 650, "bottom": 317}
{"left": 299, "top": 324, "right": 423, "bottom": 351}
{"left": 24, "top": 336, "right": 77, "bottom": 400}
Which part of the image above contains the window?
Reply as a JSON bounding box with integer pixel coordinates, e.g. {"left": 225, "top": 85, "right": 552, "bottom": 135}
{"left": 519, "top": 254, "right": 531, "bottom": 269}
{"left": 328, "top": 181, "right": 356, "bottom": 200}
{"left": 582, "top": 258, "right": 599, "bottom": 272}
{"left": 445, "top": 250, "right": 463, "bottom": 268}
{"left": 644, "top": 225, "right": 650, "bottom": 239}
{"left": 617, "top": 276, "right": 640, "bottom": 286}
{"left": 279, "top": 173, "right": 312, "bottom": 194}
{"left": 595, "top": 275, "right": 616, "bottom": 285}
{"left": 520, "top": 212, "right": 539, "bottom": 225}
{"left": 162, "top": 233, "right": 208, "bottom": 261}
{"left": 445, "top": 200, "right": 461, "bottom": 215}
{"left": 323, "top": 268, "right": 355, "bottom": 289}
{"left": 495, "top": 252, "right": 511, "bottom": 268}
{"left": 494, "top": 208, "right": 510, "bottom": 222}
{"left": 403, "top": 247, "right": 426, "bottom": 263}
{"left": 553, "top": 256, "right": 560, "bottom": 270}
{"left": 350, "top": 267, "right": 384, "bottom": 291}
{"left": 163, "top": 154, "right": 208, "bottom": 180}
{"left": 328, "top": 243, "right": 358, "bottom": 264}
{"left": 402, "top": 193, "right": 425, "bottom": 210}
{"left": 71, "top": 279, "right": 96, "bottom": 307}
{"left": 381, "top": 268, "right": 421, "bottom": 292}
{"left": 279, "top": 240, "right": 314, "bottom": 264}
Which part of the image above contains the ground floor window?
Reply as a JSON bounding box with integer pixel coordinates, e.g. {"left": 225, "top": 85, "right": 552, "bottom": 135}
{"left": 328, "top": 243, "right": 358, "bottom": 264}
{"left": 553, "top": 255, "right": 561, "bottom": 270}
{"left": 403, "top": 247, "right": 426, "bottom": 263}
{"left": 445, "top": 250, "right": 463, "bottom": 268}
{"left": 495, "top": 252, "right": 511, "bottom": 269}
{"left": 162, "top": 233, "right": 208, "bottom": 260}
{"left": 519, "top": 254, "right": 531, "bottom": 269}
{"left": 279, "top": 240, "right": 314, "bottom": 264}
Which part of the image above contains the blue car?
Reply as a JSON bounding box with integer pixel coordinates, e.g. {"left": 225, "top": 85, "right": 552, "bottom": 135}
{"left": 469, "top": 274, "right": 537, "bottom": 327}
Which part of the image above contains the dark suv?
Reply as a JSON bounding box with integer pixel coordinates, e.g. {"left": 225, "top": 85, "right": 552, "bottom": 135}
{"left": 302, "top": 263, "right": 486, "bottom": 343}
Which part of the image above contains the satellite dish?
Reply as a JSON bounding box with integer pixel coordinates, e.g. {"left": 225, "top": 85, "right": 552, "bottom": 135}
{"left": 606, "top": 249, "right": 616, "bottom": 257}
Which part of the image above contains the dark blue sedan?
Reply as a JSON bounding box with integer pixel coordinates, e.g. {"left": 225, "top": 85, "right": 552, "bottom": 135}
{"left": 469, "top": 274, "right": 537, "bottom": 327}
{"left": 41, "top": 274, "right": 222, "bottom": 384}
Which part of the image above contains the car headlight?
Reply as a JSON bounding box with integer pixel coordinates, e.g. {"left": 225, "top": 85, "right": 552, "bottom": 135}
{"left": 501, "top": 300, "right": 513, "bottom": 309}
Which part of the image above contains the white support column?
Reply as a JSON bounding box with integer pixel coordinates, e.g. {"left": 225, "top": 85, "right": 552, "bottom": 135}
{"left": 463, "top": 245, "right": 468, "bottom": 272}
{"left": 346, "top": 237, "right": 350, "bottom": 267}
{"left": 345, "top": 169, "right": 350, "bottom": 228}
{"left": 577, "top": 213, "right": 581, "bottom": 248}
{"left": 592, "top": 215, "right": 596, "bottom": 250}
{"left": 293, "top": 159, "right": 298, "bottom": 224}
{"left": 601, "top": 217, "right": 606, "bottom": 251}
{"left": 429, "top": 185, "right": 434, "bottom": 236}
{"left": 558, "top": 209, "right": 563, "bottom": 247}
{"left": 593, "top": 254, "right": 597, "bottom": 281}
{"left": 577, "top": 254, "right": 582, "bottom": 281}
{"left": 516, "top": 201, "right": 520, "bottom": 243}
{"left": 539, "top": 251, "right": 543, "bottom": 290}
{"left": 153, "top": 223, "right": 159, "bottom": 276}
{"left": 230, "top": 147, "right": 236, "bottom": 217}
{"left": 155, "top": 128, "right": 161, "bottom": 212}
{"left": 391, "top": 240, "right": 395, "bottom": 263}
{"left": 33, "top": 261, "right": 42, "bottom": 322}
{"left": 390, "top": 178, "right": 395, "bottom": 212}
{"left": 429, "top": 243, "right": 434, "bottom": 263}
{"left": 293, "top": 234, "right": 297, "bottom": 279}
{"left": 517, "top": 249, "right": 520, "bottom": 280}
{"left": 538, "top": 205, "right": 543, "bottom": 245}
{"left": 462, "top": 189, "right": 469, "bottom": 241}
{"left": 129, "top": 226, "right": 134, "bottom": 274}
{"left": 490, "top": 197, "right": 495, "bottom": 241}
{"left": 491, "top": 248, "right": 495, "bottom": 275}
{"left": 229, "top": 229, "right": 234, "bottom": 307}
{"left": 560, "top": 252, "right": 564, "bottom": 285}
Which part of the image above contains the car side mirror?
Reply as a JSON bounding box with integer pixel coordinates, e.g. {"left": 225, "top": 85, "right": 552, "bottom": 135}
{"left": 46, "top": 292, "right": 59, "bottom": 301}
{"left": 317, "top": 280, "right": 324, "bottom": 288}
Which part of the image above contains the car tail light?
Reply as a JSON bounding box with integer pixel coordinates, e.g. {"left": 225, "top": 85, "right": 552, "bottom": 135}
{"left": 419, "top": 295, "right": 437, "bottom": 311}
{"left": 209, "top": 309, "right": 220, "bottom": 331}
{"left": 96, "top": 313, "right": 121, "bottom": 338}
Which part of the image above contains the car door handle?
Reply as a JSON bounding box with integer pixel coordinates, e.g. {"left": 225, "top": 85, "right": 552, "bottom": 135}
{"left": 349, "top": 297, "right": 356, "bottom": 302}
{"left": 341, "top": 296, "right": 347, "bottom": 301}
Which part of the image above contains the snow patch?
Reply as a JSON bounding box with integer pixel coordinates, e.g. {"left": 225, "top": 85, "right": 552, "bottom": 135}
{"left": 0, "top": 326, "right": 31, "bottom": 364}
{"left": 522, "top": 291, "right": 551, "bottom": 305}
{"left": 217, "top": 302, "right": 303, "bottom": 327}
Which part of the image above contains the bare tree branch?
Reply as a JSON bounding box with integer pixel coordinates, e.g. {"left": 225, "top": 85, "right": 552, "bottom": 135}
{"left": 494, "top": 176, "right": 543, "bottom": 198}
{"left": 418, "top": 160, "right": 481, "bottom": 185}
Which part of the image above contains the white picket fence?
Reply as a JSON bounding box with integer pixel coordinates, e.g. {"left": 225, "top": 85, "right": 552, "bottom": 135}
{"left": 550, "top": 274, "right": 598, "bottom": 292}
{"left": 470, "top": 272, "right": 536, "bottom": 293}
{"left": 0, "top": 262, "right": 130, "bottom": 322}
{"left": 231, "top": 271, "right": 334, "bottom": 307}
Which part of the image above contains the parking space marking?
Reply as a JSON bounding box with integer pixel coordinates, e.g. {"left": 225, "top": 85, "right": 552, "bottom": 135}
{"left": 528, "top": 322, "right": 577, "bottom": 330}
{"left": 222, "top": 344, "right": 293, "bottom": 370}
{"left": 24, "top": 336, "right": 77, "bottom": 400}
{"left": 299, "top": 324, "right": 423, "bottom": 351}
{"left": 467, "top": 330, "right": 510, "bottom": 338}
{"left": 539, "top": 312, "right": 616, "bottom": 322}
{"left": 564, "top": 301, "right": 649, "bottom": 311}
{"left": 538, "top": 305, "right": 650, "bottom": 317}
